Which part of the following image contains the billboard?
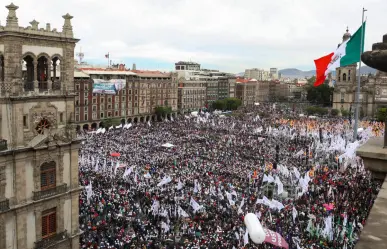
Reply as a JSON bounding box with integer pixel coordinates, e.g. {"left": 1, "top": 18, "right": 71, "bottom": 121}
{"left": 92, "top": 79, "right": 126, "bottom": 95}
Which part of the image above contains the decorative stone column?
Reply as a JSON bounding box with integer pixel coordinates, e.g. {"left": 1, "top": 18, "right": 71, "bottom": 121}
{"left": 62, "top": 13, "right": 74, "bottom": 37}
{"left": 5, "top": 3, "right": 19, "bottom": 28}
{"left": 29, "top": 19, "right": 39, "bottom": 30}
{"left": 47, "top": 58, "right": 52, "bottom": 90}
{"left": 33, "top": 60, "right": 38, "bottom": 92}
{"left": 0, "top": 56, "right": 3, "bottom": 95}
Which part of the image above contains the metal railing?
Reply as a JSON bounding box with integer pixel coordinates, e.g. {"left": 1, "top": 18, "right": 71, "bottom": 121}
{"left": 34, "top": 230, "right": 68, "bottom": 249}
{"left": 0, "top": 199, "right": 10, "bottom": 213}
{"left": 32, "top": 184, "right": 68, "bottom": 201}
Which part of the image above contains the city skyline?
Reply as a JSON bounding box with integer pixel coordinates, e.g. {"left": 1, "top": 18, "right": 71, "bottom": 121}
{"left": 7, "top": 0, "right": 387, "bottom": 73}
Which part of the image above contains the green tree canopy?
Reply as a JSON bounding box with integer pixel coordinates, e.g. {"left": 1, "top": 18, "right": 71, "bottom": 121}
{"left": 305, "top": 76, "right": 334, "bottom": 107}
{"left": 212, "top": 98, "right": 242, "bottom": 111}
{"left": 155, "top": 106, "right": 172, "bottom": 117}
{"left": 376, "top": 108, "right": 387, "bottom": 122}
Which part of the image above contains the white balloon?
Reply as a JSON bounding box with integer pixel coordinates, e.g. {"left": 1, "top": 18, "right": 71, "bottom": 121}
{"left": 244, "top": 213, "right": 265, "bottom": 244}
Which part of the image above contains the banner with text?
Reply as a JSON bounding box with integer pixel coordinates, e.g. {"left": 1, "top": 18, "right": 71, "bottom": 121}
{"left": 92, "top": 79, "right": 126, "bottom": 95}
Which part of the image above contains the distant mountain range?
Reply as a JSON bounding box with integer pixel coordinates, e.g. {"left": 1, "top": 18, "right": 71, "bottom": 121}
{"left": 236, "top": 66, "right": 377, "bottom": 79}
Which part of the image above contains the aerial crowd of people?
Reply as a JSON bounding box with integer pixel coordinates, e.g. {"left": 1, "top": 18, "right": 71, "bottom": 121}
{"left": 78, "top": 103, "right": 383, "bottom": 249}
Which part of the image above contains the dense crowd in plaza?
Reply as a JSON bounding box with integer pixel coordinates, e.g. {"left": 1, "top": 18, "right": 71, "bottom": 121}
{"left": 78, "top": 104, "right": 383, "bottom": 249}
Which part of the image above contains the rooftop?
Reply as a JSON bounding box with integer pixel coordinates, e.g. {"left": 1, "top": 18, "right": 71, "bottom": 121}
{"left": 175, "top": 61, "right": 200, "bottom": 65}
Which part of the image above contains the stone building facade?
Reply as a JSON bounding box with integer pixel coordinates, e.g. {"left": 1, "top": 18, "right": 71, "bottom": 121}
{"left": 235, "top": 78, "right": 258, "bottom": 106}
{"left": 73, "top": 68, "right": 178, "bottom": 130}
{"left": 0, "top": 4, "right": 81, "bottom": 249}
{"left": 332, "top": 28, "right": 387, "bottom": 117}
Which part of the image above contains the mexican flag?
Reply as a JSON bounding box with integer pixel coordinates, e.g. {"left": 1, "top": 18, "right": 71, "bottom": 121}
{"left": 313, "top": 22, "right": 366, "bottom": 87}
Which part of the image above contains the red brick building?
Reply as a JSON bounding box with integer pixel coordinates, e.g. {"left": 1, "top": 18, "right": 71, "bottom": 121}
{"left": 74, "top": 67, "right": 178, "bottom": 130}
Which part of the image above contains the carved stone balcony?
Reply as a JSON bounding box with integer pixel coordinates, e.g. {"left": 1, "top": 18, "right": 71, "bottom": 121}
{"left": 0, "top": 139, "right": 7, "bottom": 151}
{"left": 0, "top": 198, "right": 10, "bottom": 213}
{"left": 34, "top": 230, "right": 68, "bottom": 249}
{"left": 32, "top": 184, "right": 68, "bottom": 201}
{"left": 52, "top": 81, "right": 61, "bottom": 90}
{"left": 24, "top": 81, "right": 34, "bottom": 91}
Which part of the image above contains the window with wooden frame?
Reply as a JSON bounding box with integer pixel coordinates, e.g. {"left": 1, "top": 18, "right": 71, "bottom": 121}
{"left": 42, "top": 208, "right": 56, "bottom": 238}
{"left": 40, "top": 162, "right": 56, "bottom": 190}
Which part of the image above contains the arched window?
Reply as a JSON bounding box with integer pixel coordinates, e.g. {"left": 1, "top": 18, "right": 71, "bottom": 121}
{"left": 40, "top": 161, "right": 56, "bottom": 190}
{"left": 342, "top": 73, "right": 347, "bottom": 81}
{"left": 0, "top": 54, "right": 4, "bottom": 82}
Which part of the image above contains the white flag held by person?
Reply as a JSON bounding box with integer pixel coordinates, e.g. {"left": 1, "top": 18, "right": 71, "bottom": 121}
{"left": 178, "top": 206, "right": 189, "bottom": 217}
{"left": 157, "top": 176, "right": 172, "bottom": 187}
{"left": 190, "top": 197, "right": 203, "bottom": 213}
{"left": 244, "top": 229, "right": 249, "bottom": 246}
{"left": 122, "top": 167, "right": 133, "bottom": 178}
{"left": 293, "top": 207, "right": 298, "bottom": 222}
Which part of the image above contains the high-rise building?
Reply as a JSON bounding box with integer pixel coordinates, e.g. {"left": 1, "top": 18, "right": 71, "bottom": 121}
{"left": 0, "top": 4, "right": 81, "bottom": 249}
{"left": 174, "top": 62, "right": 236, "bottom": 111}
{"left": 270, "top": 68, "right": 278, "bottom": 80}
{"left": 244, "top": 68, "right": 270, "bottom": 81}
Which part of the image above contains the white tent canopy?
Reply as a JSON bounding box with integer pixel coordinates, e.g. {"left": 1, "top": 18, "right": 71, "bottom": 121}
{"left": 161, "top": 143, "right": 175, "bottom": 148}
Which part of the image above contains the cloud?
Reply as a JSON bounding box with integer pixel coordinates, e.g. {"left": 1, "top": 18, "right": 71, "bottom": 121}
{"left": 3, "top": 0, "right": 387, "bottom": 73}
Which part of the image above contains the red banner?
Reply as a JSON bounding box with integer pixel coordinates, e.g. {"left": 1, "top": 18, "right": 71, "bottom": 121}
{"left": 263, "top": 228, "right": 289, "bottom": 249}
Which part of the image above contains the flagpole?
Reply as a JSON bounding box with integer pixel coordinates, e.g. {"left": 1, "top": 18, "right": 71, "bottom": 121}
{"left": 353, "top": 7, "right": 367, "bottom": 142}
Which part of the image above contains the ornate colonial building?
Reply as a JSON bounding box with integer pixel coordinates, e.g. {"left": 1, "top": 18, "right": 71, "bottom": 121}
{"left": 333, "top": 28, "right": 376, "bottom": 117}
{"left": 0, "top": 3, "right": 81, "bottom": 249}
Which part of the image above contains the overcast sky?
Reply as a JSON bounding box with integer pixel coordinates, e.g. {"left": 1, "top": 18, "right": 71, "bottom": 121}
{"left": 3, "top": 0, "right": 386, "bottom": 73}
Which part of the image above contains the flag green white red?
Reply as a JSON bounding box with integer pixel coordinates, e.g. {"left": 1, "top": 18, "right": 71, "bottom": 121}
{"left": 313, "top": 22, "right": 366, "bottom": 87}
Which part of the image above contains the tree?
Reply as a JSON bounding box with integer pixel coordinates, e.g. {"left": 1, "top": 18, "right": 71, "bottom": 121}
{"left": 305, "top": 106, "right": 328, "bottom": 116}
{"left": 155, "top": 106, "right": 172, "bottom": 117}
{"left": 212, "top": 100, "right": 226, "bottom": 110}
{"left": 331, "top": 109, "right": 339, "bottom": 116}
{"left": 341, "top": 109, "right": 350, "bottom": 117}
{"left": 376, "top": 108, "right": 387, "bottom": 122}
{"left": 304, "top": 76, "right": 334, "bottom": 107}
{"left": 224, "top": 98, "right": 242, "bottom": 110}
{"left": 101, "top": 118, "right": 121, "bottom": 128}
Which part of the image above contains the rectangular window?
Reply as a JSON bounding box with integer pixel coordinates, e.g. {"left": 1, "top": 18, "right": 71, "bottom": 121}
{"left": 100, "top": 112, "right": 104, "bottom": 118}
{"left": 84, "top": 92, "right": 88, "bottom": 97}
{"left": 85, "top": 114, "right": 88, "bottom": 120}
{"left": 42, "top": 208, "right": 56, "bottom": 239}
{"left": 76, "top": 84, "right": 79, "bottom": 91}
{"left": 92, "top": 105, "right": 97, "bottom": 112}
{"left": 40, "top": 162, "right": 56, "bottom": 190}
{"left": 92, "top": 113, "right": 97, "bottom": 119}
{"left": 59, "top": 113, "right": 63, "bottom": 123}
{"left": 92, "top": 98, "right": 97, "bottom": 104}
{"left": 115, "top": 111, "right": 118, "bottom": 116}
{"left": 108, "top": 112, "right": 111, "bottom": 117}
{"left": 101, "top": 98, "right": 104, "bottom": 103}
{"left": 75, "top": 115, "right": 79, "bottom": 122}
{"left": 85, "top": 100, "right": 88, "bottom": 106}
{"left": 84, "top": 106, "right": 88, "bottom": 112}
{"left": 23, "top": 115, "right": 28, "bottom": 128}
{"left": 122, "top": 97, "right": 126, "bottom": 102}
{"left": 115, "top": 96, "right": 119, "bottom": 102}
{"left": 128, "top": 90, "right": 132, "bottom": 95}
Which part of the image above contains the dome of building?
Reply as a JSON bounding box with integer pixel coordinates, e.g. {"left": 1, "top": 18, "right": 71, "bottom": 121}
{"left": 343, "top": 27, "right": 351, "bottom": 42}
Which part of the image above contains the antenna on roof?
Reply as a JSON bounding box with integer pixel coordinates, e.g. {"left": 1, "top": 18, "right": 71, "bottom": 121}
{"left": 76, "top": 46, "right": 84, "bottom": 64}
